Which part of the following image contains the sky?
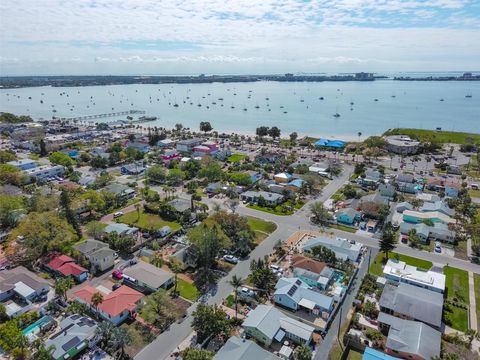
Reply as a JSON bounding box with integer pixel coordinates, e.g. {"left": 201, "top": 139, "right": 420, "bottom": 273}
{"left": 1, "top": 0, "right": 479, "bottom": 75}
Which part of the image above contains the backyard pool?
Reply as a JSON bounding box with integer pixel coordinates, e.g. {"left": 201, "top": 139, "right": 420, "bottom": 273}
{"left": 22, "top": 315, "right": 53, "bottom": 337}
{"left": 332, "top": 271, "right": 346, "bottom": 285}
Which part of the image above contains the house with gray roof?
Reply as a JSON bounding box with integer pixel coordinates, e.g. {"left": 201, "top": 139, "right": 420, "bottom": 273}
{"left": 419, "top": 201, "right": 455, "bottom": 217}
{"left": 46, "top": 315, "right": 98, "bottom": 360}
{"left": 303, "top": 237, "right": 363, "bottom": 262}
{"left": 122, "top": 260, "right": 174, "bottom": 293}
{"left": 169, "top": 197, "right": 192, "bottom": 213}
{"left": 380, "top": 315, "right": 441, "bottom": 360}
{"left": 395, "top": 202, "right": 413, "bottom": 213}
{"left": 242, "top": 305, "right": 315, "bottom": 347}
{"left": 400, "top": 222, "right": 455, "bottom": 243}
{"left": 241, "top": 191, "right": 284, "bottom": 206}
{"left": 274, "top": 277, "right": 334, "bottom": 315}
{"left": 214, "top": 336, "right": 280, "bottom": 360}
{"left": 379, "top": 183, "right": 396, "bottom": 199}
{"left": 102, "top": 183, "right": 135, "bottom": 200}
{"left": 379, "top": 283, "right": 443, "bottom": 329}
{"left": 103, "top": 223, "right": 138, "bottom": 236}
{"left": 73, "top": 239, "right": 116, "bottom": 272}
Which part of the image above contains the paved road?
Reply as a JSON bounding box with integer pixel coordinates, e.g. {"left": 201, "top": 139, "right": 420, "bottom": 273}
{"left": 135, "top": 164, "right": 480, "bottom": 360}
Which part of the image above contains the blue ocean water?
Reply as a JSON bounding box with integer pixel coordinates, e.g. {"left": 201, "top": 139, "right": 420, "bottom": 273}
{"left": 1, "top": 80, "right": 478, "bottom": 138}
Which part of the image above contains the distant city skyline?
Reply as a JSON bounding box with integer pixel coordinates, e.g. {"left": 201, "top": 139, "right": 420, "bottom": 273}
{"left": 1, "top": 0, "right": 480, "bottom": 76}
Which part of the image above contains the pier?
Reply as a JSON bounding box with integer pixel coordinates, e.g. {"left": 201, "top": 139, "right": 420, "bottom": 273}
{"left": 58, "top": 110, "right": 145, "bottom": 122}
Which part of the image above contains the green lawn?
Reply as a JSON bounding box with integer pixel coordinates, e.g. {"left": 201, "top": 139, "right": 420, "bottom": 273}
{"left": 246, "top": 216, "right": 277, "bottom": 233}
{"left": 330, "top": 224, "right": 357, "bottom": 233}
{"left": 118, "top": 210, "right": 181, "bottom": 231}
{"left": 469, "top": 189, "right": 480, "bottom": 198}
{"left": 226, "top": 294, "right": 235, "bottom": 308}
{"left": 247, "top": 203, "right": 293, "bottom": 216}
{"left": 444, "top": 266, "right": 470, "bottom": 304}
{"left": 445, "top": 305, "right": 469, "bottom": 333}
{"left": 383, "top": 128, "right": 480, "bottom": 144}
{"left": 227, "top": 153, "right": 247, "bottom": 163}
{"left": 369, "top": 252, "right": 433, "bottom": 277}
{"left": 173, "top": 278, "right": 199, "bottom": 301}
{"left": 474, "top": 273, "right": 480, "bottom": 326}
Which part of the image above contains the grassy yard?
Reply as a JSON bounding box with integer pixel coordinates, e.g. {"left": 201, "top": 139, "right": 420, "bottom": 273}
{"left": 444, "top": 266, "right": 470, "bottom": 304}
{"left": 330, "top": 224, "right": 357, "bottom": 233}
{"left": 248, "top": 203, "right": 293, "bottom": 216}
{"left": 346, "top": 349, "right": 363, "bottom": 360}
{"left": 227, "top": 153, "right": 247, "bottom": 162}
{"left": 369, "top": 252, "right": 433, "bottom": 277}
{"left": 469, "top": 189, "right": 480, "bottom": 198}
{"left": 445, "top": 305, "right": 469, "bottom": 333}
{"left": 118, "top": 210, "right": 181, "bottom": 231}
{"left": 120, "top": 322, "right": 157, "bottom": 357}
{"left": 173, "top": 278, "right": 199, "bottom": 301}
{"left": 383, "top": 128, "right": 480, "bottom": 144}
{"left": 474, "top": 273, "right": 480, "bottom": 326}
{"left": 247, "top": 216, "right": 277, "bottom": 244}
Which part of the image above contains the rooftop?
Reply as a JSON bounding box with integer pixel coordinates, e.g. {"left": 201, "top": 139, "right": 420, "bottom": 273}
{"left": 214, "top": 336, "right": 280, "bottom": 360}
{"left": 383, "top": 259, "right": 445, "bottom": 292}
{"left": 122, "top": 260, "right": 174, "bottom": 290}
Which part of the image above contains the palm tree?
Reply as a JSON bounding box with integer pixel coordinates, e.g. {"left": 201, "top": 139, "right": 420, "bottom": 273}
{"left": 212, "top": 202, "right": 222, "bottom": 213}
{"left": 55, "top": 277, "right": 74, "bottom": 300}
{"left": 151, "top": 253, "right": 164, "bottom": 268}
{"left": 228, "top": 275, "right": 244, "bottom": 320}
{"left": 170, "top": 258, "right": 183, "bottom": 295}
{"left": 91, "top": 292, "right": 104, "bottom": 317}
{"left": 357, "top": 131, "right": 362, "bottom": 142}
{"left": 465, "top": 329, "right": 479, "bottom": 349}
{"left": 95, "top": 321, "right": 115, "bottom": 348}
{"left": 134, "top": 203, "right": 141, "bottom": 223}
{"left": 109, "top": 327, "right": 131, "bottom": 358}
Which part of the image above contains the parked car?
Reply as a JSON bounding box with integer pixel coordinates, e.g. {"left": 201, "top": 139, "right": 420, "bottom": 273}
{"left": 112, "top": 270, "right": 123, "bottom": 279}
{"left": 434, "top": 242, "right": 442, "bottom": 253}
{"left": 112, "top": 283, "right": 122, "bottom": 291}
{"left": 238, "top": 287, "right": 256, "bottom": 297}
{"left": 223, "top": 255, "right": 239, "bottom": 264}
{"left": 270, "top": 264, "right": 283, "bottom": 274}
{"left": 113, "top": 211, "right": 123, "bottom": 218}
{"left": 401, "top": 236, "right": 409, "bottom": 244}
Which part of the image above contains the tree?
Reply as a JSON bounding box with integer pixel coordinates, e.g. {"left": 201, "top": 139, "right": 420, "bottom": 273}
{"left": 90, "top": 155, "right": 108, "bottom": 169}
{"left": 85, "top": 221, "right": 106, "bottom": 239}
{"left": 140, "top": 290, "right": 181, "bottom": 330}
{"left": 311, "top": 245, "right": 336, "bottom": 265}
{"left": 200, "top": 121, "right": 213, "bottom": 133}
{"left": 145, "top": 165, "right": 167, "bottom": 184}
{"left": 465, "top": 329, "right": 479, "bottom": 350}
{"left": 362, "top": 300, "right": 379, "bottom": 319}
{"left": 31, "top": 340, "right": 55, "bottom": 360}
{"left": 379, "top": 223, "right": 396, "bottom": 259}
{"left": 225, "top": 198, "right": 239, "bottom": 213}
{"left": 0, "top": 164, "right": 27, "bottom": 186}
{"left": 309, "top": 201, "right": 333, "bottom": 226}
{"left": 60, "top": 190, "right": 82, "bottom": 238}
{"left": 39, "top": 139, "right": 47, "bottom": 157}
{"left": 180, "top": 347, "right": 214, "bottom": 360}
{"left": 91, "top": 292, "right": 104, "bottom": 316}
{"left": 294, "top": 344, "right": 312, "bottom": 360}
{"left": 250, "top": 258, "right": 277, "bottom": 295}
{"left": 198, "top": 162, "right": 223, "bottom": 182}
{"left": 256, "top": 126, "right": 269, "bottom": 138}
{"left": 407, "top": 229, "right": 421, "bottom": 248}
{"left": 81, "top": 191, "right": 106, "bottom": 216}
{"left": 48, "top": 152, "right": 74, "bottom": 167}
{"left": 289, "top": 132, "right": 298, "bottom": 145}
{"left": 9, "top": 211, "right": 78, "bottom": 264}
{"left": 228, "top": 275, "right": 244, "bottom": 320}
{"left": 0, "top": 150, "right": 16, "bottom": 163}
{"left": 66, "top": 300, "right": 89, "bottom": 316}
{"left": 170, "top": 258, "right": 183, "bottom": 295}
{"left": 268, "top": 126, "right": 281, "bottom": 139}
{"left": 191, "top": 304, "right": 231, "bottom": 343}
{"left": 0, "top": 320, "right": 27, "bottom": 355}
{"left": 0, "top": 194, "right": 24, "bottom": 228}
{"left": 175, "top": 123, "right": 183, "bottom": 132}
{"left": 0, "top": 303, "right": 6, "bottom": 321}
{"left": 95, "top": 321, "right": 115, "bottom": 349}
{"left": 134, "top": 203, "right": 141, "bottom": 222}
{"left": 151, "top": 253, "right": 164, "bottom": 268}
{"left": 55, "top": 277, "right": 74, "bottom": 300}
{"left": 167, "top": 168, "right": 186, "bottom": 185}
{"left": 109, "top": 327, "right": 131, "bottom": 358}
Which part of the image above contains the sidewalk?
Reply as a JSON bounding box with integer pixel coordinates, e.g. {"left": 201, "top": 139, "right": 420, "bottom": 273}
{"left": 468, "top": 271, "right": 478, "bottom": 331}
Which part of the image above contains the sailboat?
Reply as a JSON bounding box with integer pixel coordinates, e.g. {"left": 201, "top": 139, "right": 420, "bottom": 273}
{"left": 333, "top": 107, "right": 340, "bottom": 117}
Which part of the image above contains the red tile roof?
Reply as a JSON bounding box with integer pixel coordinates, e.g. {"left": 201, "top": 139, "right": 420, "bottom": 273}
{"left": 74, "top": 285, "right": 144, "bottom": 318}
{"left": 291, "top": 255, "right": 327, "bottom": 274}
{"left": 47, "top": 254, "right": 87, "bottom": 277}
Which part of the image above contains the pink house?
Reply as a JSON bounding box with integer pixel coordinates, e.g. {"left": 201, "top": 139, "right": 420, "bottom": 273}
{"left": 160, "top": 150, "right": 181, "bottom": 163}
{"left": 193, "top": 141, "right": 218, "bottom": 155}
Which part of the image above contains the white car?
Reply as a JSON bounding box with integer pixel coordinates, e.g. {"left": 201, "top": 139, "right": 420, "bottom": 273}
{"left": 238, "top": 287, "right": 256, "bottom": 297}
{"left": 223, "top": 255, "right": 239, "bottom": 264}
{"left": 113, "top": 211, "right": 124, "bottom": 218}
{"left": 270, "top": 264, "right": 283, "bottom": 274}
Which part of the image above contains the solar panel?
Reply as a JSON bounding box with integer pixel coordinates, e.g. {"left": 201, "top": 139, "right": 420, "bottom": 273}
{"left": 62, "top": 336, "right": 80, "bottom": 351}
{"left": 287, "top": 285, "right": 298, "bottom": 296}
{"left": 295, "top": 279, "right": 302, "bottom": 286}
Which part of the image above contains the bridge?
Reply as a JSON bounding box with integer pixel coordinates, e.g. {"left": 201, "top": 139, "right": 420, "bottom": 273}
{"left": 58, "top": 110, "right": 145, "bottom": 122}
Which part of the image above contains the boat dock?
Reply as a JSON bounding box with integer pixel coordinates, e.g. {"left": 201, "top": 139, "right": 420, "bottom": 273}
{"left": 58, "top": 110, "right": 145, "bottom": 122}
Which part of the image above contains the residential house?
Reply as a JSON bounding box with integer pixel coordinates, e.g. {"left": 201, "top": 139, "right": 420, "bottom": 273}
{"left": 157, "top": 139, "right": 175, "bottom": 148}
{"left": 103, "top": 223, "right": 139, "bottom": 237}
{"left": 396, "top": 174, "right": 415, "bottom": 183}
{"left": 396, "top": 182, "right": 420, "bottom": 194}
{"left": 24, "top": 165, "right": 65, "bottom": 182}
{"left": 363, "top": 347, "right": 398, "bottom": 360}
{"left": 102, "top": 183, "right": 135, "bottom": 200}
{"left": 206, "top": 182, "right": 228, "bottom": 194}
{"left": 160, "top": 150, "right": 181, "bottom": 163}
{"left": 402, "top": 210, "right": 455, "bottom": 225}
{"left": 400, "top": 222, "right": 455, "bottom": 243}
{"left": 426, "top": 179, "right": 460, "bottom": 198}
{"left": 176, "top": 138, "right": 203, "bottom": 152}
{"left": 335, "top": 208, "right": 360, "bottom": 225}
{"left": 255, "top": 152, "right": 285, "bottom": 166}
{"left": 378, "top": 313, "right": 441, "bottom": 360}
{"left": 243, "top": 304, "right": 315, "bottom": 347}
{"left": 382, "top": 259, "right": 445, "bottom": 293}
{"left": 416, "top": 193, "right": 440, "bottom": 203}
{"left": 73, "top": 239, "right": 116, "bottom": 273}
{"left": 0, "top": 266, "right": 51, "bottom": 318}
{"left": 169, "top": 197, "right": 193, "bottom": 213}
{"left": 285, "top": 179, "right": 305, "bottom": 192}
{"left": 246, "top": 170, "right": 262, "bottom": 184}
{"left": 214, "top": 336, "right": 281, "bottom": 360}
{"left": 395, "top": 202, "right": 413, "bottom": 213}
{"left": 122, "top": 260, "right": 174, "bottom": 293}
{"left": 46, "top": 315, "right": 98, "bottom": 360}
{"left": 379, "top": 183, "right": 396, "bottom": 199}
{"left": 379, "top": 283, "right": 443, "bottom": 329}
{"left": 127, "top": 142, "right": 151, "bottom": 153}
{"left": 213, "top": 149, "right": 232, "bottom": 161}
{"left": 274, "top": 172, "right": 293, "bottom": 183}
{"left": 79, "top": 175, "right": 95, "bottom": 187}
{"left": 120, "top": 162, "right": 146, "bottom": 175}
{"left": 89, "top": 146, "right": 110, "bottom": 159}
{"left": 362, "top": 170, "right": 382, "bottom": 186}
{"left": 6, "top": 159, "right": 38, "bottom": 170}
{"left": 241, "top": 191, "right": 284, "bottom": 206}
{"left": 291, "top": 255, "right": 334, "bottom": 289}
{"left": 45, "top": 254, "right": 88, "bottom": 282}
{"left": 303, "top": 237, "right": 363, "bottom": 262}
{"left": 419, "top": 201, "right": 455, "bottom": 217}
{"left": 274, "top": 277, "right": 334, "bottom": 316}
{"left": 74, "top": 285, "right": 144, "bottom": 325}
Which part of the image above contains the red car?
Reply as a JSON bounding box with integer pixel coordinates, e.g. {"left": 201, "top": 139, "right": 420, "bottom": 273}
{"left": 112, "top": 270, "right": 123, "bottom": 280}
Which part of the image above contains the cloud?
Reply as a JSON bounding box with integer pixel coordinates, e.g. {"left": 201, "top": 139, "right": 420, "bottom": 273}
{"left": 0, "top": 0, "right": 479, "bottom": 74}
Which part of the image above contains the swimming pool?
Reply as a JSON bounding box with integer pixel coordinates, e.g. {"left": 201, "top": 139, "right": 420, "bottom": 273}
{"left": 332, "top": 271, "right": 346, "bottom": 285}
{"left": 22, "top": 315, "right": 53, "bottom": 336}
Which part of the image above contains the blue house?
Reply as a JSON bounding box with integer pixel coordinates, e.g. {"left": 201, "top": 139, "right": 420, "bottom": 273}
{"left": 335, "top": 208, "right": 360, "bottom": 225}
{"left": 7, "top": 159, "right": 38, "bottom": 170}
{"left": 363, "top": 348, "right": 397, "bottom": 360}
{"left": 127, "top": 142, "right": 151, "bottom": 153}
{"left": 274, "top": 277, "right": 334, "bottom": 315}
